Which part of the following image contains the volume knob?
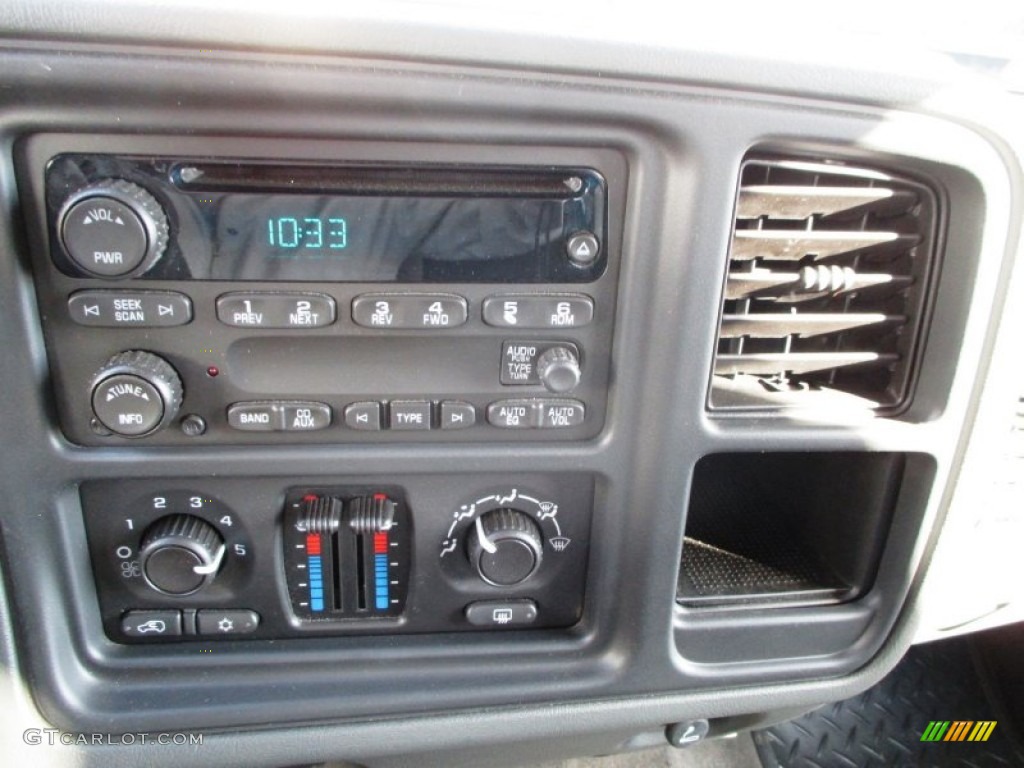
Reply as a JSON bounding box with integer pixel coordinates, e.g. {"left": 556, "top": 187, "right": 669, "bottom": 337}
{"left": 58, "top": 179, "right": 169, "bottom": 278}
{"left": 90, "top": 351, "right": 183, "bottom": 437}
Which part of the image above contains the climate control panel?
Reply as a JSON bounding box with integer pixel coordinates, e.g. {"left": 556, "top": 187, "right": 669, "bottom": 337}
{"left": 82, "top": 473, "right": 592, "bottom": 642}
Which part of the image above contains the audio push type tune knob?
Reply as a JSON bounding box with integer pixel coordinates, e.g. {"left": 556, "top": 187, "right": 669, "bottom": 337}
{"left": 536, "top": 345, "right": 581, "bottom": 393}
{"left": 138, "top": 514, "right": 225, "bottom": 596}
{"left": 58, "top": 179, "right": 169, "bottom": 278}
{"left": 467, "top": 508, "right": 544, "bottom": 586}
{"left": 90, "top": 350, "right": 183, "bottom": 437}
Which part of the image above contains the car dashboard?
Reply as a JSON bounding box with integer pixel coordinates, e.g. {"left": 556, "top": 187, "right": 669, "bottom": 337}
{"left": 0, "top": 3, "right": 1022, "bottom": 766}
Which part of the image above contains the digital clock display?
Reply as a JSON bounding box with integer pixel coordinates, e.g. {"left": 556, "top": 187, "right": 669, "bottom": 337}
{"left": 209, "top": 193, "right": 579, "bottom": 282}
{"left": 265, "top": 216, "right": 347, "bottom": 251}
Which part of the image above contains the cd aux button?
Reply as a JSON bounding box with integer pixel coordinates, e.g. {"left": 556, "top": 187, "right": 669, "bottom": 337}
{"left": 227, "top": 401, "right": 333, "bottom": 432}
{"left": 352, "top": 294, "right": 468, "bottom": 329}
{"left": 216, "top": 293, "right": 336, "bottom": 329}
{"left": 482, "top": 295, "right": 594, "bottom": 329}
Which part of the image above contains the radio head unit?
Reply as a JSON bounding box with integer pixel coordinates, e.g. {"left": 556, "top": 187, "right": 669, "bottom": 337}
{"left": 20, "top": 135, "right": 623, "bottom": 446}
{"left": 46, "top": 154, "right": 607, "bottom": 283}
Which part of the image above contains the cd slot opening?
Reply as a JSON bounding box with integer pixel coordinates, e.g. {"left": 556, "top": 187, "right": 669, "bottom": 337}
{"left": 173, "top": 162, "right": 594, "bottom": 197}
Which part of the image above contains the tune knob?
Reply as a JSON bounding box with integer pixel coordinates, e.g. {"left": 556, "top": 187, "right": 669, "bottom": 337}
{"left": 537, "top": 346, "right": 581, "bottom": 393}
{"left": 90, "top": 351, "right": 183, "bottom": 437}
{"left": 139, "top": 514, "right": 225, "bottom": 596}
{"left": 467, "top": 508, "right": 544, "bottom": 586}
{"left": 58, "top": 179, "right": 169, "bottom": 278}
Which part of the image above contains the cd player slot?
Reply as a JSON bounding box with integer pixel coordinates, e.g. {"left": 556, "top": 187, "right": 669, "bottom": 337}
{"left": 173, "top": 162, "right": 591, "bottom": 197}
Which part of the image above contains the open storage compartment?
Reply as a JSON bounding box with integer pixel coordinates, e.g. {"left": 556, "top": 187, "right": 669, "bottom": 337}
{"left": 678, "top": 452, "right": 905, "bottom": 608}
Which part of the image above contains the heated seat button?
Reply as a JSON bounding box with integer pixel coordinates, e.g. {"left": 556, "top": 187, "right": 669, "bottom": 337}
{"left": 197, "top": 609, "right": 260, "bottom": 636}
{"left": 464, "top": 599, "right": 538, "bottom": 628}
{"left": 121, "top": 610, "right": 182, "bottom": 638}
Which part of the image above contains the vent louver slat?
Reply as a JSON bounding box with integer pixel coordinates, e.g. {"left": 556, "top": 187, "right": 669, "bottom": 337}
{"left": 710, "top": 155, "right": 939, "bottom": 412}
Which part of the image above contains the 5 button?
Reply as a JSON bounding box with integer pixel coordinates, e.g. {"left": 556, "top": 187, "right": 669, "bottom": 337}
{"left": 482, "top": 295, "right": 593, "bottom": 329}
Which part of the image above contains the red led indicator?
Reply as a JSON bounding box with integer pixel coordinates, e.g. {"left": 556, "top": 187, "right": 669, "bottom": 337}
{"left": 306, "top": 533, "right": 322, "bottom": 556}
{"left": 206, "top": 366, "right": 220, "bottom": 378}
{"left": 374, "top": 532, "right": 388, "bottom": 554}
{"left": 373, "top": 493, "right": 387, "bottom": 501}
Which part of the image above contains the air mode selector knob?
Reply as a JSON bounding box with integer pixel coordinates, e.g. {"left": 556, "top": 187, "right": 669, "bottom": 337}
{"left": 467, "top": 508, "right": 544, "bottom": 586}
{"left": 90, "top": 350, "right": 183, "bottom": 437}
{"left": 58, "top": 179, "right": 169, "bottom": 278}
{"left": 139, "top": 514, "right": 225, "bottom": 596}
{"left": 537, "top": 346, "right": 581, "bottom": 393}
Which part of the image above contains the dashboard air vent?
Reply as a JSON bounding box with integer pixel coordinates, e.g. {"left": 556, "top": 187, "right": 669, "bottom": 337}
{"left": 710, "top": 156, "right": 940, "bottom": 412}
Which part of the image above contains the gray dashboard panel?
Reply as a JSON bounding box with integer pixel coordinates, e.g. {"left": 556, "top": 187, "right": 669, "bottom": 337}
{"left": 0, "top": 7, "right": 1020, "bottom": 766}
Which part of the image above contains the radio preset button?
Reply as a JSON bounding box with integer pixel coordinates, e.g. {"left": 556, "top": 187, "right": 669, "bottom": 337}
{"left": 482, "top": 295, "right": 594, "bottom": 329}
{"left": 389, "top": 401, "right": 432, "bottom": 430}
{"left": 440, "top": 401, "right": 476, "bottom": 430}
{"left": 216, "top": 293, "right": 336, "bottom": 329}
{"left": 344, "top": 402, "right": 383, "bottom": 431}
{"left": 487, "top": 399, "right": 585, "bottom": 429}
{"left": 352, "top": 294, "right": 468, "bottom": 330}
{"left": 69, "top": 290, "right": 193, "bottom": 327}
